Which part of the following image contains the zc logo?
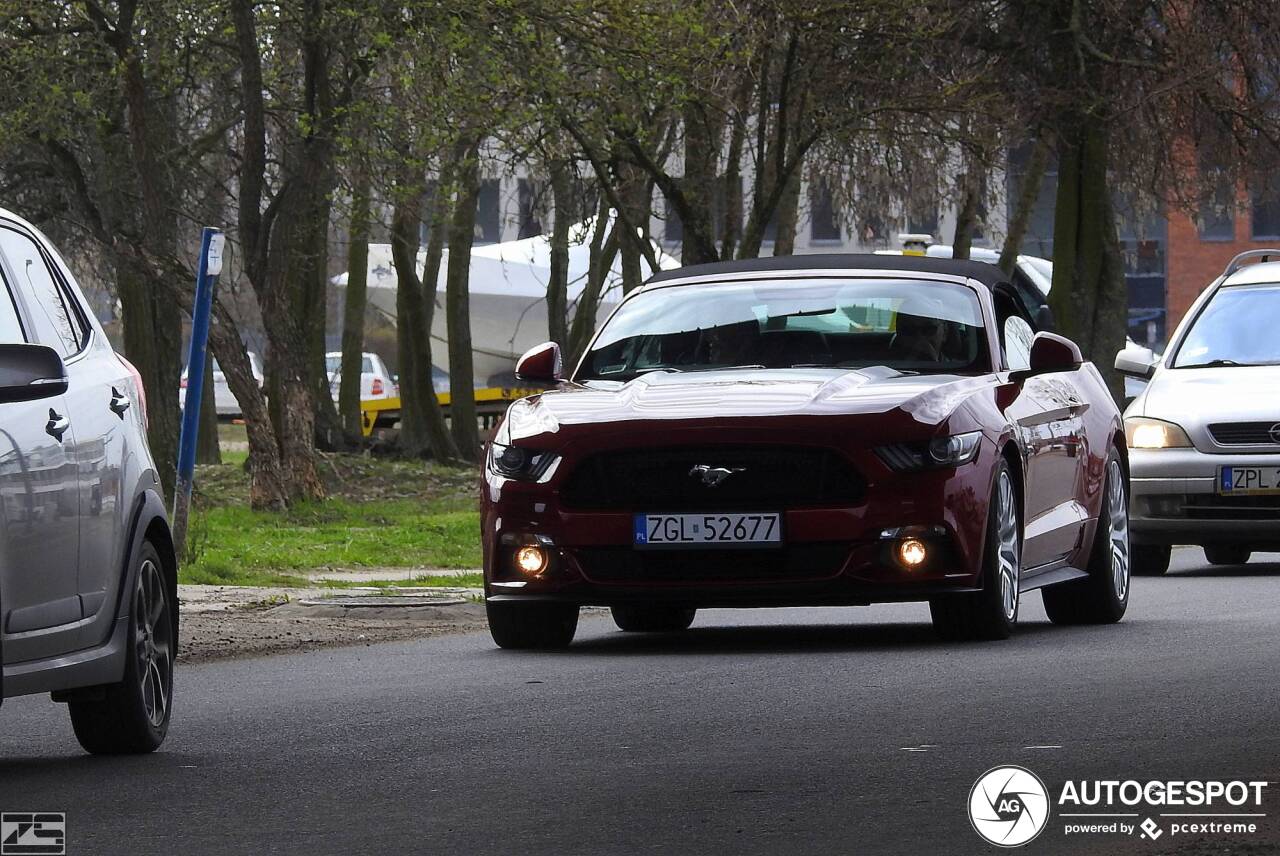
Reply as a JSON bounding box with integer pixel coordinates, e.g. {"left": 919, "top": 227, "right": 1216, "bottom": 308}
{"left": 969, "top": 766, "right": 1050, "bottom": 847}
{"left": 0, "top": 813, "right": 65, "bottom": 856}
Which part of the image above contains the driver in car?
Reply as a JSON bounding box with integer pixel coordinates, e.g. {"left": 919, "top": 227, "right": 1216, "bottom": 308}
{"left": 892, "top": 312, "right": 947, "bottom": 362}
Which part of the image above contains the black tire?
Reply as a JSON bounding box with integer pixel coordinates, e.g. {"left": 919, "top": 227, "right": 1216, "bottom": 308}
{"left": 930, "top": 459, "right": 1020, "bottom": 641}
{"left": 486, "top": 601, "right": 578, "bottom": 649}
{"left": 611, "top": 605, "right": 697, "bottom": 632}
{"left": 1131, "top": 544, "right": 1172, "bottom": 576}
{"left": 69, "top": 541, "right": 175, "bottom": 754}
{"left": 1204, "top": 546, "right": 1251, "bottom": 566}
{"left": 1042, "top": 453, "right": 1130, "bottom": 625}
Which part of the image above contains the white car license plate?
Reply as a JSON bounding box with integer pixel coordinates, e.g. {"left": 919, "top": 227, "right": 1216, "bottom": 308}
{"left": 1219, "top": 466, "right": 1280, "bottom": 495}
{"left": 634, "top": 513, "right": 782, "bottom": 548}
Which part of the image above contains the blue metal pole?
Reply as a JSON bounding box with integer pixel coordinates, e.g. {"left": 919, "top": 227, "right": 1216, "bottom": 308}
{"left": 172, "top": 227, "right": 222, "bottom": 560}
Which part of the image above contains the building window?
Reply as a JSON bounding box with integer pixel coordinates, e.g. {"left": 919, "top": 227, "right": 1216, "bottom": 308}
{"left": 907, "top": 204, "right": 938, "bottom": 238}
{"left": 1198, "top": 169, "right": 1235, "bottom": 241}
{"left": 1251, "top": 179, "right": 1280, "bottom": 240}
{"left": 663, "top": 178, "right": 740, "bottom": 246}
{"left": 663, "top": 193, "right": 683, "bottom": 244}
{"left": 809, "top": 184, "right": 841, "bottom": 242}
{"left": 517, "top": 178, "right": 544, "bottom": 239}
{"left": 713, "top": 177, "right": 741, "bottom": 244}
{"left": 475, "top": 179, "right": 501, "bottom": 244}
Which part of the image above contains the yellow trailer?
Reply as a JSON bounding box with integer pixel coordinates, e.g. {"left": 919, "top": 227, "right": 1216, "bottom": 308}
{"left": 360, "top": 387, "right": 536, "bottom": 437}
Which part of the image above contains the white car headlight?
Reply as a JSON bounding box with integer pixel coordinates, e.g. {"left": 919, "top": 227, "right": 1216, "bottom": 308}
{"left": 1125, "top": 417, "right": 1192, "bottom": 449}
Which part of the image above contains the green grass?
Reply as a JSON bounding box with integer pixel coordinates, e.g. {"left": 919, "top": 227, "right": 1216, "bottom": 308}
{"left": 181, "top": 452, "right": 483, "bottom": 587}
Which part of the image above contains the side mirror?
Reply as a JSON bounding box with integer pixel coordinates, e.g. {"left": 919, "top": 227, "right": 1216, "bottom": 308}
{"left": 1010, "top": 332, "right": 1082, "bottom": 382}
{"left": 515, "top": 341, "right": 563, "bottom": 385}
{"left": 1114, "top": 347, "right": 1157, "bottom": 380}
{"left": 1033, "top": 304, "right": 1057, "bottom": 332}
{"left": 0, "top": 343, "right": 68, "bottom": 403}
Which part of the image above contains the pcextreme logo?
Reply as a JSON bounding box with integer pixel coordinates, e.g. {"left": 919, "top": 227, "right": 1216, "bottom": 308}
{"left": 969, "top": 766, "right": 1052, "bottom": 847}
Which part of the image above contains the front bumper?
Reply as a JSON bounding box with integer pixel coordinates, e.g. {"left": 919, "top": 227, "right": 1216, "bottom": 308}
{"left": 1129, "top": 448, "right": 1280, "bottom": 546}
{"left": 484, "top": 501, "right": 985, "bottom": 608}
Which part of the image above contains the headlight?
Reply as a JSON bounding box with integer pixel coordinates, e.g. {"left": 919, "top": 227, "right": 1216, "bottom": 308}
{"left": 877, "top": 431, "right": 982, "bottom": 472}
{"left": 1125, "top": 417, "right": 1192, "bottom": 449}
{"left": 928, "top": 431, "right": 983, "bottom": 466}
{"left": 488, "top": 442, "right": 559, "bottom": 481}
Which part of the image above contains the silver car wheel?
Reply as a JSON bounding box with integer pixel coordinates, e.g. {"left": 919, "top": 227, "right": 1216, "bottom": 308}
{"left": 996, "top": 469, "right": 1021, "bottom": 621}
{"left": 1107, "top": 459, "right": 1130, "bottom": 602}
{"left": 134, "top": 559, "right": 173, "bottom": 728}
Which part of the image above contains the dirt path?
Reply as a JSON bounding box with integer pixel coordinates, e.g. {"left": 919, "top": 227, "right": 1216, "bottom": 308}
{"left": 177, "top": 585, "right": 490, "bottom": 662}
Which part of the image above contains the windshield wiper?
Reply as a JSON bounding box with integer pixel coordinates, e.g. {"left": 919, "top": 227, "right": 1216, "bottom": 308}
{"left": 683, "top": 364, "right": 767, "bottom": 372}
{"left": 791, "top": 362, "right": 921, "bottom": 375}
{"left": 1179, "top": 359, "right": 1261, "bottom": 369}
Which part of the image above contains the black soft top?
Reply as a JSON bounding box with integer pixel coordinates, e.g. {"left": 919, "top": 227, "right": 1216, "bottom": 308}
{"left": 647, "top": 253, "right": 1011, "bottom": 290}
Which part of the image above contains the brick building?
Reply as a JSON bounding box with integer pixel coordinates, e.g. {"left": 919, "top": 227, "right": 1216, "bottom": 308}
{"left": 1166, "top": 187, "right": 1280, "bottom": 335}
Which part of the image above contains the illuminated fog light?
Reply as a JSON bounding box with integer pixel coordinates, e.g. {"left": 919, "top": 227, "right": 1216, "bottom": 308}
{"left": 898, "top": 538, "right": 928, "bottom": 568}
{"left": 514, "top": 545, "right": 548, "bottom": 576}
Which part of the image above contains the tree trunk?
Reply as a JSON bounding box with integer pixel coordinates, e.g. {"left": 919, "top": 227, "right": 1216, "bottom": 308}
{"left": 445, "top": 137, "right": 482, "bottom": 461}
{"left": 339, "top": 168, "right": 371, "bottom": 437}
{"left": 952, "top": 163, "right": 982, "bottom": 261}
{"left": 206, "top": 299, "right": 288, "bottom": 510}
{"left": 1049, "top": 118, "right": 1126, "bottom": 401}
{"left": 999, "top": 136, "right": 1051, "bottom": 274}
{"left": 548, "top": 159, "right": 572, "bottom": 348}
{"left": 617, "top": 161, "right": 647, "bottom": 293}
{"left": 419, "top": 180, "right": 459, "bottom": 460}
{"left": 262, "top": 176, "right": 327, "bottom": 501}
{"left": 307, "top": 194, "right": 344, "bottom": 450}
{"left": 678, "top": 102, "right": 722, "bottom": 264}
{"left": 392, "top": 183, "right": 430, "bottom": 456}
{"left": 772, "top": 168, "right": 803, "bottom": 256}
{"left": 569, "top": 200, "right": 621, "bottom": 363}
{"left": 117, "top": 260, "right": 181, "bottom": 500}
{"left": 195, "top": 356, "right": 221, "bottom": 465}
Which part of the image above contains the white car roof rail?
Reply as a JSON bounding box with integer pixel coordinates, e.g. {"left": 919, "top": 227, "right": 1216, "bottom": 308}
{"left": 1223, "top": 248, "right": 1280, "bottom": 278}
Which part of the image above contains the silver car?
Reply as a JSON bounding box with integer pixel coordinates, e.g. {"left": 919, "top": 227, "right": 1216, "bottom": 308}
{"left": 0, "top": 207, "right": 177, "bottom": 753}
{"left": 1116, "top": 250, "right": 1280, "bottom": 575}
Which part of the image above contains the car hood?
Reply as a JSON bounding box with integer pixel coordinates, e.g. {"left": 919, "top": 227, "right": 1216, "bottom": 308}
{"left": 1137, "top": 365, "right": 1280, "bottom": 425}
{"left": 503, "top": 367, "right": 997, "bottom": 444}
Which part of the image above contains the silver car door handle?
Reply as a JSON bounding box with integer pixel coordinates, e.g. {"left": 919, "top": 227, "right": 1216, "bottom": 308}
{"left": 46, "top": 409, "right": 70, "bottom": 441}
{"left": 110, "top": 386, "right": 131, "bottom": 417}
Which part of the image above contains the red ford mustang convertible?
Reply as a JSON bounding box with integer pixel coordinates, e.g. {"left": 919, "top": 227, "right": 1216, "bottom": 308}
{"left": 481, "top": 255, "right": 1128, "bottom": 647}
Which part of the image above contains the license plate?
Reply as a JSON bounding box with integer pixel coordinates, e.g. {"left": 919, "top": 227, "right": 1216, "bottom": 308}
{"left": 634, "top": 513, "right": 782, "bottom": 548}
{"left": 1219, "top": 466, "right": 1280, "bottom": 495}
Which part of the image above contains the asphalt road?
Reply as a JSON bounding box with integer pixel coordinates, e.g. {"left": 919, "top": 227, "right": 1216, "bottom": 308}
{"left": 2, "top": 548, "right": 1279, "bottom": 856}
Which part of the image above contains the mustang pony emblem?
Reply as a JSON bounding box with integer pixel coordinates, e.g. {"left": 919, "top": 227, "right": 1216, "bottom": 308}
{"left": 689, "top": 464, "right": 745, "bottom": 487}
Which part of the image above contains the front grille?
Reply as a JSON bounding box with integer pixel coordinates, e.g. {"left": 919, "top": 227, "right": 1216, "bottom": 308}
{"left": 1208, "top": 422, "right": 1280, "bottom": 446}
{"left": 1184, "top": 494, "right": 1280, "bottom": 520}
{"left": 559, "top": 446, "right": 864, "bottom": 511}
{"left": 574, "top": 544, "right": 849, "bottom": 584}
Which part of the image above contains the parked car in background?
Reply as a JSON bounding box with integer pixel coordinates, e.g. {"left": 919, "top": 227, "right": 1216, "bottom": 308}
{"left": 1117, "top": 250, "right": 1280, "bottom": 575}
{"left": 482, "top": 255, "right": 1129, "bottom": 649}
{"left": 326, "top": 351, "right": 396, "bottom": 401}
{"left": 180, "top": 351, "right": 263, "bottom": 418}
{"left": 0, "top": 206, "right": 177, "bottom": 753}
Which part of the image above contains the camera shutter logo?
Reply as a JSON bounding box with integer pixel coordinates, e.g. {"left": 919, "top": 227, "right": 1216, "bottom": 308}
{"left": 1, "top": 813, "right": 65, "bottom": 856}
{"left": 968, "top": 766, "right": 1051, "bottom": 847}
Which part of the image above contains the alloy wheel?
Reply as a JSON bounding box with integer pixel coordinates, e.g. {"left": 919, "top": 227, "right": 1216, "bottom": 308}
{"left": 134, "top": 559, "right": 173, "bottom": 728}
{"left": 996, "top": 469, "right": 1021, "bottom": 621}
{"left": 1107, "top": 459, "right": 1130, "bottom": 602}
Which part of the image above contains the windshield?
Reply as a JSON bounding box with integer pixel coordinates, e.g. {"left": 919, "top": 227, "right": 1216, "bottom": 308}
{"left": 576, "top": 278, "right": 987, "bottom": 381}
{"left": 1173, "top": 284, "right": 1280, "bottom": 368}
